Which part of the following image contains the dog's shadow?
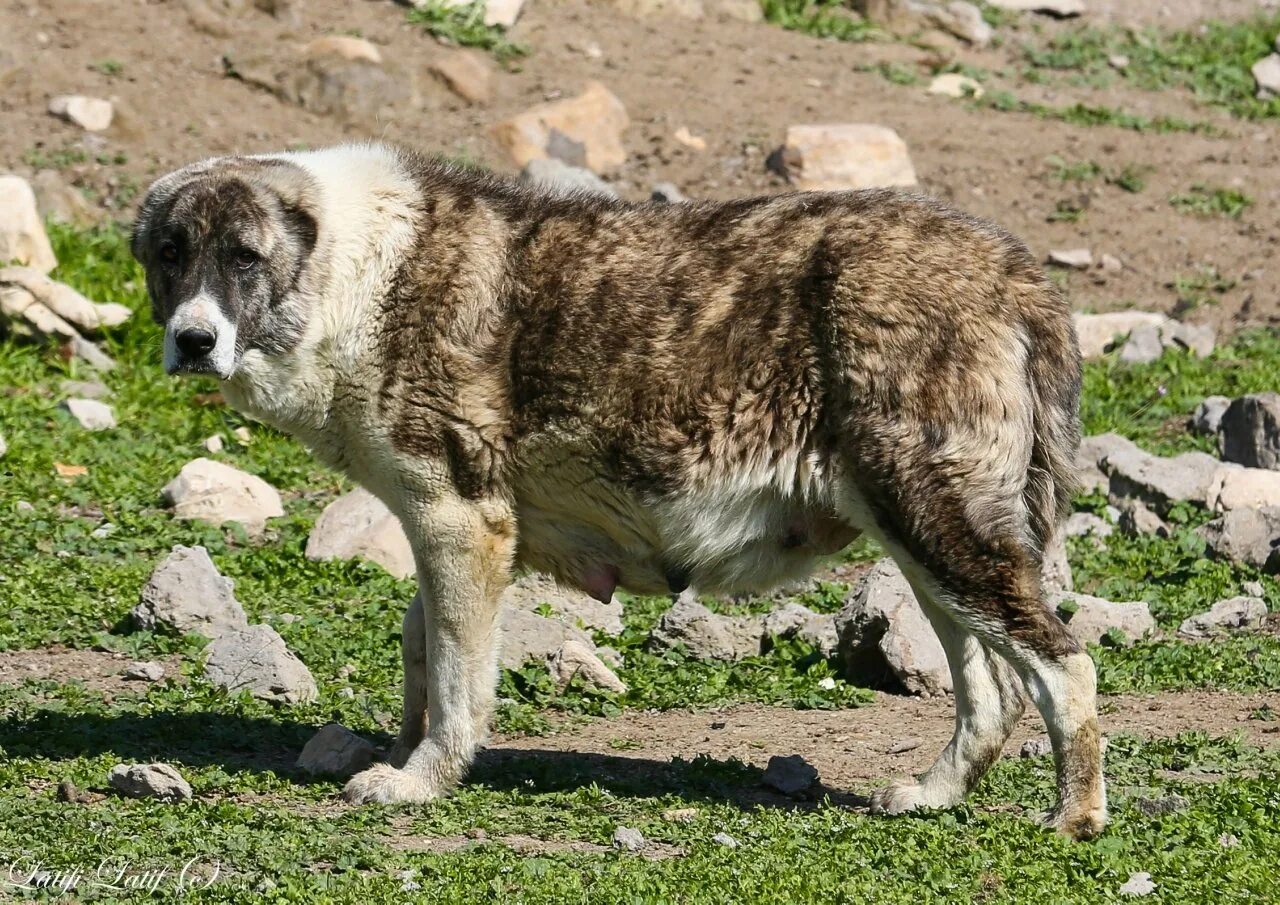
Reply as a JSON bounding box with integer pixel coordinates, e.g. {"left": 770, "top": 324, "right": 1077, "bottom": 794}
{"left": 0, "top": 710, "right": 858, "bottom": 810}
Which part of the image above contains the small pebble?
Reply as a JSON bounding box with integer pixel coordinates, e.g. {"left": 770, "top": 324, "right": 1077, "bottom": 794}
{"left": 612, "top": 826, "right": 645, "bottom": 852}
{"left": 887, "top": 737, "right": 924, "bottom": 755}
{"left": 712, "top": 832, "right": 738, "bottom": 848}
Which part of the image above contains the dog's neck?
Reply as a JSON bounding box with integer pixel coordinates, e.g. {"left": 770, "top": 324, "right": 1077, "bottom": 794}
{"left": 222, "top": 144, "right": 421, "bottom": 445}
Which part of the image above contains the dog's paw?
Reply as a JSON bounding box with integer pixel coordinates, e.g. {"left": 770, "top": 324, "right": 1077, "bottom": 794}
{"left": 868, "top": 780, "right": 929, "bottom": 816}
{"left": 342, "top": 764, "right": 435, "bottom": 806}
{"left": 1041, "top": 803, "right": 1108, "bottom": 841}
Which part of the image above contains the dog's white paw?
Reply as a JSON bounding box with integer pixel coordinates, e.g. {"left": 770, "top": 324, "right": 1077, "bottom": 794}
{"left": 869, "top": 779, "right": 929, "bottom": 816}
{"left": 342, "top": 763, "right": 435, "bottom": 805}
{"left": 1041, "top": 803, "right": 1108, "bottom": 841}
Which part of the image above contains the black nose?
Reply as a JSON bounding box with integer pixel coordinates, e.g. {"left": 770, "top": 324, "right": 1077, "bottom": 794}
{"left": 175, "top": 326, "right": 216, "bottom": 357}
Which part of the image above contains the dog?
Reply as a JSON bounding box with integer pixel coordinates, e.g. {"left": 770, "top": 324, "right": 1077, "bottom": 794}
{"left": 132, "top": 142, "right": 1104, "bottom": 839}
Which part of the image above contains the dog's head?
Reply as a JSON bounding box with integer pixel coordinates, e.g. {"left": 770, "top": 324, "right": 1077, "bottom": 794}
{"left": 131, "top": 156, "right": 319, "bottom": 380}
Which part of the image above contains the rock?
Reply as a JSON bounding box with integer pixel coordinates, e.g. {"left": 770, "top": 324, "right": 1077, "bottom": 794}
{"left": 650, "top": 181, "right": 687, "bottom": 203}
{"left": 60, "top": 379, "right": 111, "bottom": 399}
{"left": 108, "top": 763, "right": 192, "bottom": 801}
{"left": 768, "top": 124, "right": 917, "bottom": 191}
{"left": 1019, "top": 736, "right": 1052, "bottom": 758}
{"left": 304, "top": 36, "right": 383, "bottom": 64}
{"left": 204, "top": 435, "right": 225, "bottom": 454}
{"left": 887, "top": 736, "right": 924, "bottom": 754}
{"left": 1051, "top": 592, "right": 1155, "bottom": 646}
{"left": 612, "top": 826, "right": 645, "bottom": 851}
{"left": 985, "top": 0, "right": 1084, "bottom": 15}
{"left": 1104, "top": 446, "right": 1221, "bottom": 516}
{"left": 306, "top": 488, "right": 414, "bottom": 579}
{"left": 763, "top": 603, "right": 838, "bottom": 657}
{"left": 434, "top": 0, "right": 526, "bottom": 27}
{"left": 428, "top": 50, "right": 493, "bottom": 105}
{"left": 1207, "top": 465, "right": 1280, "bottom": 513}
{"left": 1108, "top": 54, "right": 1129, "bottom": 70}
{"left": 124, "top": 661, "right": 165, "bottom": 682}
{"left": 0, "top": 176, "right": 57, "bottom": 274}
{"left": 1041, "top": 534, "right": 1073, "bottom": 592}
{"left": 0, "top": 266, "right": 131, "bottom": 330}
{"left": 1198, "top": 506, "right": 1280, "bottom": 570}
{"left": 61, "top": 397, "right": 115, "bottom": 430}
{"left": 1178, "top": 596, "right": 1267, "bottom": 638}
{"left": 649, "top": 592, "right": 763, "bottom": 661}
{"left": 203, "top": 624, "right": 318, "bottom": 704}
{"left": 132, "top": 545, "right": 249, "bottom": 638}
{"left": 762, "top": 754, "right": 819, "bottom": 796}
{"left": 547, "top": 638, "right": 627, "bottom": 693}
{"left": 1164, "top": 321, "right": 1215, "bottom": 358}
{"left": 492, "top": 81, "right": 630, "bottom": 174}
{"left": 927, "top": 2, "right": 992, "bottom": 46}
{"left": 297, "top": 723, "right": 378, "bottom": 776}
{"left": 48, "top": 95, "right": 114, "bottom": 132}
{"left": 521, "top": 158, "right": 619, "bottom": 199}
{"left": 927, "top": 73, "right": 983, "bottom": 98}
{"left": 31, "top": 170, "right": 103, "bottom": 228}
{"left": 1119, "top": 872, "right": 1156, "bottom": 898}
{"left": 1219, "top": 393, "right": 1280, "bottom": 469}
{"left": 1118, "top": 324, "right": 1164, "bottom": 365}
{"left": 1065, "top": 512, "right": 1113, "bottom": 539}
{"left": 1243, "top": 580, "right": 1266, "bottom": 598}
{"left": 1253, "top": 53, "right": 1280, "bottom": 98}
{"left": 1192, "top": 396, "right": 1231, "bottom": 436}
{"left": 1077, "top": 432, "right": 1140, "bottom": 493}
{"left": 502, "top": 573, "right": 624, "bottom": 635}
{"left": 861, "top": 1, "right": 991, "bottom": 45}
{"left": 672, "top": 126, "right": 707, "bottom": 151}
{"left": 0, "top": 435, "right": 6, "bottom": 458}
{"left": 1131, "top": 793, "right": 1188, "bottom": 817}
{"left": 161, "top": 457, "right": 284, "bottom": 534}
{"left": 500, "top": 606, "right": 596, "bottom": 669}
{"left": 1118, "top": 500, "right": 1169, "bottom": 538}
{"left": 1047, "top": 248, "right": 1091, "bottom": 270}
{"left": 1073, "top": 311, "right": 1167, "bottom": 360}
{"left": 712, "top": 831, "right": 738, "bottom": 848}
{"left": 835, "top": 558, "right": 950, "bottom": 695}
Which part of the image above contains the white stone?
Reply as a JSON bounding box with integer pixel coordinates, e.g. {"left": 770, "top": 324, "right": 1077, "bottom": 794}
{"left": 500, "top": 606, "right": 597, "bottom": 670}
{"left": 0, "top": 177, "right": 57, "bottom": 274}
{"left": 204, "top": 434, "right": 225, "bottom": 454}
{"left": 986, "top": 0, "right": 1084, "bottom": 15}
{"left": 1051, "top": 592, "right": 1155, "bottom": 645}
{"left": 62, "top": 397, "right": 115, "bottom": 430}
{"left": 48, "top": 95, "right": 114, "bottom": 132}
{"left": 927, "top": 73, "right": 983, "bottom": 98}
{"left": 297, "top": 723, "right": 377, "bottom": 776}
{"left": 491, "top": 81, "right": 629, "bottom": 174}
{"left": 1119, "top": 871, "right": 1156, "bottom": 897}
{"left": 108, "top": 763, "right": 192, "bottom": 801}
{"left": 304, "top": 36, "right": 383, "bottom": 65}
{"left": 547, "top": 638, "right": 627, "bottom": 693}
{"left": 503, "top": 573, "right": 624, "bottom": 635}
{"left": 306, "top": 488, "right": 415, "bottom": 579}
{"left": 124, "top": 661, "right": 166, "bottom": 682}
{"left": 204, "top": 624, "right": 318, "bottom": 704}
{"left": 1178, "top": 597, "right": 1267, "bottom": 638}
{"left": 772, "top": 124, "right": 917, "bottom": 192}
{"left": 649, "top": 592, "right": 763, "bottom": 662}
{"left": 161, "top": 457, "right": 284, "bottom": 533}
{"left": 1047, "top": 248, "right": 1092, "bottom": 269}
{"left": 132, "top": 545, "right": 249, "bottom": 638}
{"left": 1073, "top": 311, "right": 1168, "bottom": 359}
{"left": 1253, "top": 53, "right": 1280, "bottom": 98}
{"left": 433, "top": 0, "right": 525, "bottom": 27}
{"left": 1207, "top": 465, "right": 1280, "bottom": 513}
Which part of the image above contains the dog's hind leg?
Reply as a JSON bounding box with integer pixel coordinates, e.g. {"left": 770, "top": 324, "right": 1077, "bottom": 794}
{"left": 871, "top": 584, "right": 1025, "bottom": 813}
{"left": 344, "top": 493, "right": 515, "bottom": 804}
{"left": 387, "top": 592, "right": 429, "bottom": 768}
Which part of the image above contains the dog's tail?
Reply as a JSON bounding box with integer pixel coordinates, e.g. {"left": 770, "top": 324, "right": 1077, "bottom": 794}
{"left": 1021, "top": 282, "right": 1083, "bottom": 556}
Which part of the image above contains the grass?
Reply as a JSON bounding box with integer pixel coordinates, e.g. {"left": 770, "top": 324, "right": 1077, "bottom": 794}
{"left": 3, "top": 225, "right": 1280, "bottom": 900}
{"left": 406, "top": 0, "right": 527, "bottom": 64}
{"left": 1019, "top": 13, "right": 1280, "bottom": 121}
{"left": 758, "top": 0, "right": 879, "bottom": 43}
{"left": 1169, "top": 184, "right": 1254, "bottom": 219}
{"left": 979, "top": 91, "right": 1219, "bottom": 134}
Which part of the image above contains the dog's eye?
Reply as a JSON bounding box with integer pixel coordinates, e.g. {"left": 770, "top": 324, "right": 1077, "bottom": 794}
{"left": 159, "top": 242, "right": 179, "bottom": 265}
{"left": 233, "top": 248, "right": 259, "bottom": 271}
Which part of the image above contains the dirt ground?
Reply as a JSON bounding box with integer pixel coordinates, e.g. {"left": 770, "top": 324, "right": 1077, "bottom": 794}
{"left": 0, "top": 0, "right": 1276, "bottom": 333}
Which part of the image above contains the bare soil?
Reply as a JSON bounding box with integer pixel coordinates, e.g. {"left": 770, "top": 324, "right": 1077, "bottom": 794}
{"left": 0, "top": 644, "right": 184, "bottom": 695}
{"left": 0, "top": 0, "right": 1276, "bottom": 333}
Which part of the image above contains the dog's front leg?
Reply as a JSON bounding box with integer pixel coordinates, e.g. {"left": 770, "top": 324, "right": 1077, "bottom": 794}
{"left": 344, "top": 492, "right": 515, "bottom": 805}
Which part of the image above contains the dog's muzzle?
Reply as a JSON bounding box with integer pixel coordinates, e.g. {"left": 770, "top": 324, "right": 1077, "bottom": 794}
{"left": 163, "top": 295, "right": 238, "bottom": 378}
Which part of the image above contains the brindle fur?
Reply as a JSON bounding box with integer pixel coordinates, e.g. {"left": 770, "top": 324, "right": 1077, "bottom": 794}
{"left": 133, "top": 142, "right": 1106, "bottom": 840}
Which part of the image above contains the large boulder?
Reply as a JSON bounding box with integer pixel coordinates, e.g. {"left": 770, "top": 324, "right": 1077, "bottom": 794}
{"left": 161, "top": 458, "right": 284, "bottom": 534}
{"left": 0, "top": 176, "right": 57, "bottom": 274}
{"left": 835, "top": 559, "right": 949, "bottom": 695}
{"left": 502, "top": 573, "right": 624, "bottom": 636}
{"left": 204, "top": 624, "right": 318, "bottom": 704}
{"left": 648, "top": 592, "right": 764, "bottom": 662}
{"left": 1051, "top": 592, "right": 1155, "bottom": 646}
{"left": 1198, "top": 506, "right": 1280, "bottom": 571}
{"left": 1103, "top": 447, "right": 1221, "bottom": 515}
{"left": 768, "top": 124, "right": 917, "bottom": 192}
{"left": 1219, "top": 393, "right": 1280, "bottom": 470}
{"left": 306, "top": 488, "right": 415, "bottom": 579}
{"left": 492, "top": 82, "right": 630, "bottom": 174}
{"left": 132, "top": 545, "right": 249, "bottom": 638}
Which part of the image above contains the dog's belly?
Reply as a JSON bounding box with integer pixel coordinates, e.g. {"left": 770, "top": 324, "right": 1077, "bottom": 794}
{"left": 512, "top": 449, "right": 860, "bottom": 599}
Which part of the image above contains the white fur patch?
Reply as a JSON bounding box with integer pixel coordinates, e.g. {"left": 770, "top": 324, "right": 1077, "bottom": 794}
{"left": 165, "top": 291, "right": 238, "bottom": 378}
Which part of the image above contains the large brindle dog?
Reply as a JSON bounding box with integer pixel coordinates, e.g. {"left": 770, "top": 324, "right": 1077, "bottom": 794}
{"left": 131, "top": 143, "right": 1103, "bottom": 839}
